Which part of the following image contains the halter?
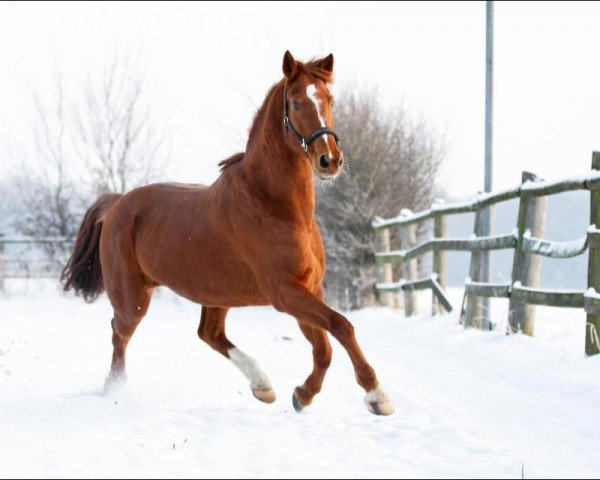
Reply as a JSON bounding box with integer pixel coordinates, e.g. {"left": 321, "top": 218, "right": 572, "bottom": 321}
{"left": 283, "top": 87, "right": 340, "bottom": 153}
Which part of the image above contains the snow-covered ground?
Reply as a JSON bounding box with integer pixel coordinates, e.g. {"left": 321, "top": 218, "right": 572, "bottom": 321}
{"left": 1, "top": 280, "right": 599, "bottom": 478}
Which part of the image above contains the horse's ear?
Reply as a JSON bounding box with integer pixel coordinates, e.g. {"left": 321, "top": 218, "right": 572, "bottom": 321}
{"left": 318, "top": 53, "right": 334, "bottom": 75}
{"left": 282, "top": 50, "right": 298, "bottom": 80}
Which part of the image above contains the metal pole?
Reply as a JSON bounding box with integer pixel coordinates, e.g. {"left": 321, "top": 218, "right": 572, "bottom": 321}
{"left": 482, "top": 0, "right": 494, "bottom": 329}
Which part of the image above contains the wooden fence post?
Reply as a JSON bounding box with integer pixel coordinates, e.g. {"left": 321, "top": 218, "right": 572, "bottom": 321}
{"left": 375, "top": 227, "right": 394, "bottom": 307}
{"left": 461, "top": 208, "right": 485, "bottom": 328}
{"left": 400, "top": 210, "right": 418, "bottom": 316}
{"left": 586, "top": 152, "right": 600, "bottom": 356}
{"left": 432, "top": 210, "right": 447, "bottom": 315}
{"left": 508, "top": 171, "right": 547, "bottom": 335}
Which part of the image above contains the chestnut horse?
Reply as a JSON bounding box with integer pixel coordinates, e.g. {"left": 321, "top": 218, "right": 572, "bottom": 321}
{"left": 61, "top": 51, "right": 394, "bottom": 416}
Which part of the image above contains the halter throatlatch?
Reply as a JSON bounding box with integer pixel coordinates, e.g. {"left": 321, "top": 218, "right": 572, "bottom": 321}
{"left": 283, "top": 88, "right": 340, "bottom": 153}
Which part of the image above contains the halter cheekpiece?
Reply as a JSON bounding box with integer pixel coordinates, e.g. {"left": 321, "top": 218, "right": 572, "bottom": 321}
{"left": 283, "top": 87, "right": 340, "bottom": 153}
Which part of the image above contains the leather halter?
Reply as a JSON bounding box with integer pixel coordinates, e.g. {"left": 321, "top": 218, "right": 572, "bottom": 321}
{"left": 283, "top": 87, "right": 340, "bottom": 153}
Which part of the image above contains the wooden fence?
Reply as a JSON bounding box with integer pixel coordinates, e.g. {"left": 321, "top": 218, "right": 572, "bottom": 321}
{"left": 0, "top": 235, "right": 73, "bottom": 290}
{"left": 372, "top": 151, "right": 600, "bottom": 356}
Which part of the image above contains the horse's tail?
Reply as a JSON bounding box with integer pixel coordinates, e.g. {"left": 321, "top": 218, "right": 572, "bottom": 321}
{"left": 61, "top": 193, "right": 123, "bottom": 303}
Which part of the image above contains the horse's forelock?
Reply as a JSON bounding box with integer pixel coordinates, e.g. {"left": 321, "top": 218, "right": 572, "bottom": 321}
{"left": 295, "top": 60, "right": 333, "bottom": 84}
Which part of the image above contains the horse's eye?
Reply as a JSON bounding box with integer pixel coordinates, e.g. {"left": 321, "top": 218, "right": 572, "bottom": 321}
{"left": 293, "top": 100, "right": 301, "bottom": 111}
{"left": 331, "top": 100, "right": 336, "bottom": 108}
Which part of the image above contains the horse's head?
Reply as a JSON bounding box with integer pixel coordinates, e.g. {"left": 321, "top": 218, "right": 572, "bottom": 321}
{"left": 282, "top": 51, "right": 344, "bottom": 180}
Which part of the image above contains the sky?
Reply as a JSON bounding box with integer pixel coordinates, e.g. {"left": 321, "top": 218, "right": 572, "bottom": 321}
{"left": 0, "top": 1, "right": 599, "bottom": 199}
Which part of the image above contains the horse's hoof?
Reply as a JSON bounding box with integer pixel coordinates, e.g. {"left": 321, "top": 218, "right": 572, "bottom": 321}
{"left": 103, "top": 373, "right": 126, "bottom": 394}
{"left": 365, "top": 400, "right": 396, "bottom": 416}
{"left": 252, "top": 387, "right": 276, "bottom": 404}
{"left": 292, "top": 390, "right": 304, "bottom": 412}
{"left": 364, "top": 385, "right": 395, "bottom": 416}
{"left": 292, "top": 387, "right": 313, "bottom": 412}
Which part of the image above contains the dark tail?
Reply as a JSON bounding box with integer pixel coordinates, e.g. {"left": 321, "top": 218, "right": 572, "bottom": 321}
{"left": 61, "top": 193, "right": 123, "bottom": 303}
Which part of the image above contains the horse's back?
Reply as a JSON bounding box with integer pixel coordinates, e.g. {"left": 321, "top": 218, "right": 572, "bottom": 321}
{"left": 101, "top": 180, "right": 216, "bottom": 251}
{"left": 102, "top": 182, "right": 211, "bottom": 222}
{"left": 148, "top": 182, "right": 208, "bottom": 191}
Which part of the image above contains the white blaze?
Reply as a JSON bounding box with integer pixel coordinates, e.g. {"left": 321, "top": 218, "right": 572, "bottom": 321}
{"left": 306, "top": 83, "right": 332, "bottom": 156}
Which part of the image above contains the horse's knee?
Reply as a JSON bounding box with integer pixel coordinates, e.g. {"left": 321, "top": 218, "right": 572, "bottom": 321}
{"left": 329, "top": 313, "right": 355, "bottom": 341}
{"left": 112, "top": 315, "right": 142, "bottom": 341}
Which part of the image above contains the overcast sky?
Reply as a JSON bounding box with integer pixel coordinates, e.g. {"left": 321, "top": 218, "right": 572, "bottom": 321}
{"left": 0, "top": 1, "right": 599, "bottom": 200}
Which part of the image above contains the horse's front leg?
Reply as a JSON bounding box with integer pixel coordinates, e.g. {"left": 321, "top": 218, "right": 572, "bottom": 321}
{"left": 293, "top": 321, "right": 332, "bottom": 411}
{"left": 198, "top": 306, "right": 276, "bottom": 404}
{"left": 272, "top": 281, "right": 395, "bottom": 416}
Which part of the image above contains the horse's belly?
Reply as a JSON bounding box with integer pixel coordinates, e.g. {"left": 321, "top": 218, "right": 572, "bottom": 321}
{"left": 138, "top": 236, "right": 267, "bottom": 307}
{"left": 172, "top": 260, "right": 268, "bottom": 307}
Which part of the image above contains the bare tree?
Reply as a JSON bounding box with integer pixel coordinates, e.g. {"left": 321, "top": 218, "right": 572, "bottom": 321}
{"left": 76, "top": 53, "right": 167, "bottom": 194}
{"left": 12, "top": 76, "right": 82, "bottom": 240}
{"left": 4, "top": 52, "right": 169, "bottom": 281}
{"left": 316, "top": 86, "right": 446, "bottom": 309}
{"left": 8, "top": 75, "right": 83, "bottom": 272}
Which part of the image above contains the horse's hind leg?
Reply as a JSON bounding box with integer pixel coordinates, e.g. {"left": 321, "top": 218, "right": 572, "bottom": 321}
{"left": 292, "top": 322, "right": 332, "bottom": 412}
{"left": 198, "top": 306, "right": 275, "bottom": 404}
{"left": 104, "top": 279, "right": 154, "bottom": 392}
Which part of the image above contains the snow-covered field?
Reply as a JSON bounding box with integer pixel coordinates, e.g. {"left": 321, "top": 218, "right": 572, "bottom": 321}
{"left": 1, "top": 280, "right": 599, "bottom": 478}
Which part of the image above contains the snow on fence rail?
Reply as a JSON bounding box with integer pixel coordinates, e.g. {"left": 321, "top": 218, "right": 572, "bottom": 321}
{"left": 372, "top": 151, "right": 600, "bottom": 356}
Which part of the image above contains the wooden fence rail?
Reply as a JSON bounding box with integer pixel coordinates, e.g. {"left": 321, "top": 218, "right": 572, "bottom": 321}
{"left": 0, "top": 235, "right": 73, "bottom": 289}
{"left": 372, "top": 151, "right": 600, "bottom": 356}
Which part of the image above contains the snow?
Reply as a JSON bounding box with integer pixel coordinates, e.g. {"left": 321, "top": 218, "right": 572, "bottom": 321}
{"left": 520, "top": 172, "right": 600, "bottom": 192}
{"left": 375, "top": 280, "right": 405, "bottom": 291}
{"left": 512, "top": 282, "right": 583, "bottom": 295}
{"left": 376, "top": 234, "right": 516, "bottom": 262}
{"left": 522, "top": 230, "right": 588, "bottom": 258}
{"left": 1, "top": 281, "right": 600, "bottom": 478}
{"left": 585, "top": 287, "right": 600, "bottom": 300}
{"left": 372, "top": 209, "right": 429, "bottom": 229}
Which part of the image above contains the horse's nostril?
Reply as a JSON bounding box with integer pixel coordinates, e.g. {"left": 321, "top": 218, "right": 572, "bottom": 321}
{"left": 319, "top": 155, "right": 330, "bottom": 169}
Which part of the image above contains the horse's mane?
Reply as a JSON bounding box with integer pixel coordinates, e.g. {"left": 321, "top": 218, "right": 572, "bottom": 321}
{"left": 218, "top": 151, "right": 245, "bottom": 172}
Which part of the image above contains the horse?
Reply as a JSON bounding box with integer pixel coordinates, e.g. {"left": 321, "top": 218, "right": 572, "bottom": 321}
{"left": 61, "top": 51, "right": 395, "bottom": 416}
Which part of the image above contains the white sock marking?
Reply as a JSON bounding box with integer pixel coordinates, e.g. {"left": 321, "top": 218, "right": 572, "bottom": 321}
{"left": 364, "top": 385, "right": 390, "bottom": 404}
{"left": 228, "top": 348, "right": 272, "bottom": 390}
{"left": 364, "top": 384, "right": 395, "bottom": 415}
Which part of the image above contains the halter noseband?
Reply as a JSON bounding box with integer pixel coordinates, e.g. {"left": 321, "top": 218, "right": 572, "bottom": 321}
{"left": 283, "top": 87, "right": 340, "bottom": 153}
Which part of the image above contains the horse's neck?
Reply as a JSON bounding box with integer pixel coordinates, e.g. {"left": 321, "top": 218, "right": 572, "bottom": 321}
{"left": 241, "top": 82, "right": 316, "bottom": 222}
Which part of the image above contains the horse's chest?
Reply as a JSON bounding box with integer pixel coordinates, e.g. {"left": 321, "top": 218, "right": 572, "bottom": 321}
{"left": 291, "top": 233, "right": 325, "bottom": 290}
